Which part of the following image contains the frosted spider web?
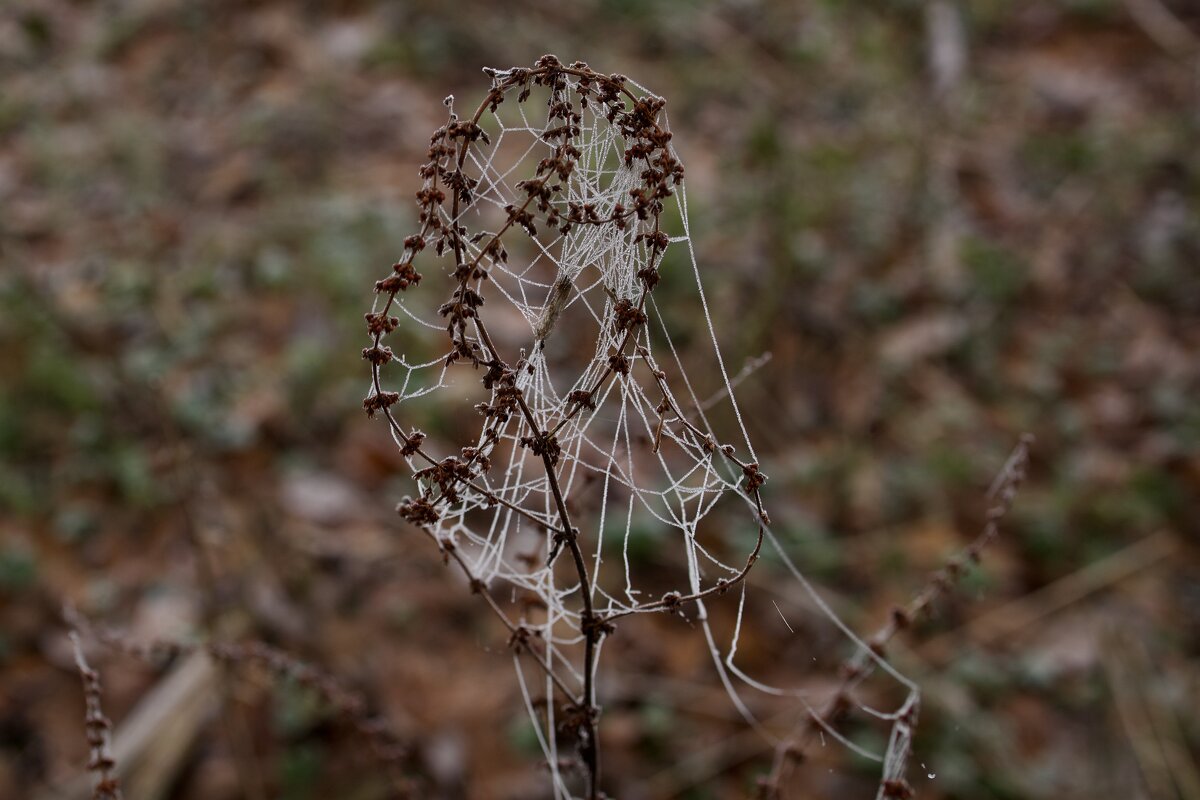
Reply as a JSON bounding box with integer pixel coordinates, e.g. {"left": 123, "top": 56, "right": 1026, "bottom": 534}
{"left": 365, "top": 59, "right": 920, "bottom": 798}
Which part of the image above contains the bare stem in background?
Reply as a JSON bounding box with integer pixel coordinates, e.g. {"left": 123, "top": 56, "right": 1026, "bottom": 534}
{"left": 68, "top": 633, "right": 123, "bottom": 800}
{"left": 759, "top": 434, "right": 1032, "bottom": 799}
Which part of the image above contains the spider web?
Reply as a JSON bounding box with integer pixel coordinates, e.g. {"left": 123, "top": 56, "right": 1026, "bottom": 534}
{"left": 367, "top": 63, "right": 919, "bottom": 799}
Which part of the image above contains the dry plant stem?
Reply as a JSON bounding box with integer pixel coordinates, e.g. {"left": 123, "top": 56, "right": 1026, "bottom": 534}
{"left": 463, "top": 192, "right": 603, "bottom": 800}
{"left": 1124, "top": 0, "right": 1200, "bottom": 58}
{"left": 758, "top": 433, "right": 1033, "bottom": 799}
{"left": 453, "top": 157, "right": 687, "bottom": 795}
{"left": 440, "top": 72, "right": 603, "bottom": 787}
{"left": 69, "top": 632, "right": 123, "bottom": 800}
{"left": 366, "top": 143, "right": 562, "bottom": 535}
{"left": 1103, "top": 625, "right": 1200, "bottom": 800}
{"left": 368, "top": 58, "right": 753, "bottom": 799}
{"left": 697, "top": 351, "right": 773, "bottom": 413}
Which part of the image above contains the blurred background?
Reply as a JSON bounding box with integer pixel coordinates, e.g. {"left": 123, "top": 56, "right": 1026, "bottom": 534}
{"left": 2, "top": 1, "right": 1199, "bottom": 798}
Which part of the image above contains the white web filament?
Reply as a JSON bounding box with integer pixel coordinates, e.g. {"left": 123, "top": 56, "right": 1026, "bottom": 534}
{"left": 364, "top": 57, "right": 920, "bottom": 798}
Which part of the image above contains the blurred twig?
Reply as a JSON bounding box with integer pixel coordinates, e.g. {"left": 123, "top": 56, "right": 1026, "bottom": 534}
{"left": 68, "top": 633, "right": 123, "bottom": 800}
{"left": 1103, "top": 624, "right": 1200, "bottom": 800}
{"left": 926, "top": 0, "right": 968, "bottom": 99}
{"left": 47, "top": 649, "right": 216, "bottom": 800}
{"left": 923, "top": 0, "right": 970, "bottom": 294}
{"left": 697, "top": 351, "right": 772, "bottom": 412}
{"left": 644, "top": 708, "right": 797, "bottom": 799}
{"left": 920, "top": 529, "right": 1182, "bottom": 664}
{"left": 1123, "top": 0, "right": 1200, "bottom": 59}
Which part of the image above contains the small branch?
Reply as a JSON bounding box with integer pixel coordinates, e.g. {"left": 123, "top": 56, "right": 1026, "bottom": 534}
{"left": 427, "top": 528, "right": 580, "bottom": 704}
{"left": 473, "top": 314, "right": 604, "bottom": 797}
{"left": 1123, "top": 0, "right": 1200, "bottom": 58}
{"left": 696, "top": 351, "right": 772, "bottom": 413}
{"left": 69, "top": 633, "right": 123, "bottom": 800}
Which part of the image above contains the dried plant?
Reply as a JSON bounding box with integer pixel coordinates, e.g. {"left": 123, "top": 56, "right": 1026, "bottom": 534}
{"left": 362, "top": 54, "right": 1031, "bottom": 799}
{"left": 364, "top": 54, "right": 768, "bottom": 798}
{"left": 68, "top": 632, "right": 122, "bottom": 800}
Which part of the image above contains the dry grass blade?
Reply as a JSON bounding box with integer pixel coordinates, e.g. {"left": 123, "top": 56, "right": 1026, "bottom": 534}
{"left": 1103, "top": 625, "right": 1200, "bottom": 800}
{"left": 921, "top": 529, "right": 1180, "bottom": 663}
